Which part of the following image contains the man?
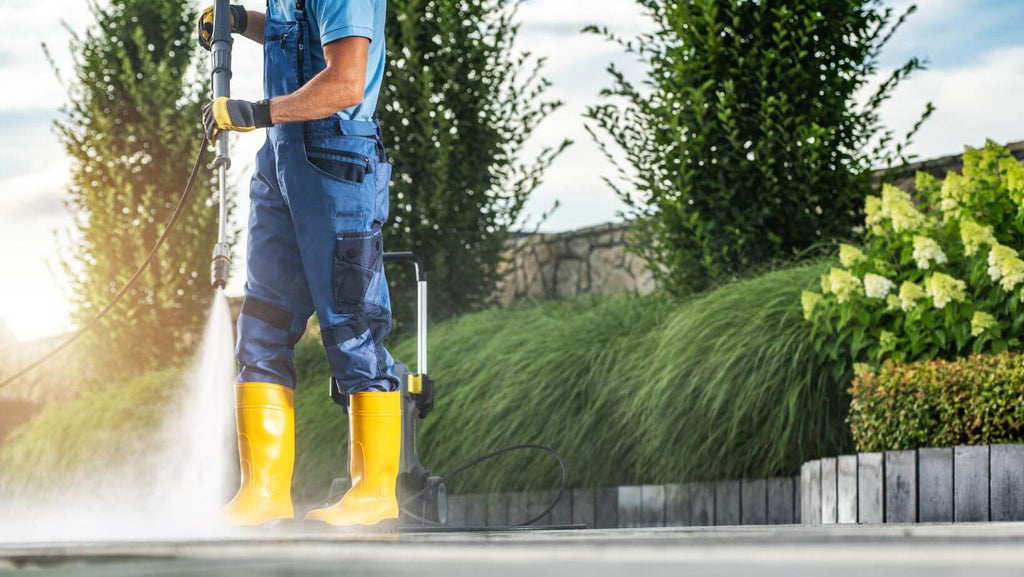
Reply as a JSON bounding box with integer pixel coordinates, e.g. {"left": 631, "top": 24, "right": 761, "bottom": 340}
{"left": 197, "top": 0, "right": 400, "bottom": 529}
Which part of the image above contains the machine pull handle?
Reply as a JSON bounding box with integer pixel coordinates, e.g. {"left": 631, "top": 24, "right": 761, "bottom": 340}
{"left": 383, "top": 252, "right": 428, "bottom": 377}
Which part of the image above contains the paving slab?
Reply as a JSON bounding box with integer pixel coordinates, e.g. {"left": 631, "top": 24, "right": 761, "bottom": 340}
{"left": 10, "top": 524, "right": 1024, "bottom": 577}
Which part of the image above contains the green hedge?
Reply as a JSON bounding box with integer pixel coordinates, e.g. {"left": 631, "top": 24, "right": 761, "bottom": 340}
{"left": 848, "top": 352, "right": 1024, "bottom": 452}
{"left": 293, "top": 260, "right": 849, "bottom": 499}
{"left": 2, "top": 261, "right": 851, "bottom": 503}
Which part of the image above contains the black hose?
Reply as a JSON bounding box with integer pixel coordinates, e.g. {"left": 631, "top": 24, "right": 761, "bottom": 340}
{"left": 0, "top": 138, "right": 210, "bottom": 391}
{"left": 399, "top": 443, "right": 570, "bottom": 528}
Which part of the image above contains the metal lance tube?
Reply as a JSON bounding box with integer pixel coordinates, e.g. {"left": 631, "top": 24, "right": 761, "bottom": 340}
{"left": 210, "top": 0, "right": 232, "bottom": 289}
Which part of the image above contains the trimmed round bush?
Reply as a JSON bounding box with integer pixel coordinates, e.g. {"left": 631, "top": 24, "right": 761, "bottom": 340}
{"left": 849, "top": 352, "right": 1024, "bottom": 452}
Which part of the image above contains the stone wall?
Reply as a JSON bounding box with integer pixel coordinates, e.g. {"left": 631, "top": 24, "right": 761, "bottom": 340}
{"left": 495, "top": 222, "right": 657, "bottom": 305}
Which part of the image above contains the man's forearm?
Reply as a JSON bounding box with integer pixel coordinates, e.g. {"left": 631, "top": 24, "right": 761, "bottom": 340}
{"left": 241, "top": 10, "right": 265, "bottom": 44}
{"left": 266, "top": 37, "right": 369, "bottom": 124}
{"left": 269, "top": 69, "right": 363, "bottom": 124}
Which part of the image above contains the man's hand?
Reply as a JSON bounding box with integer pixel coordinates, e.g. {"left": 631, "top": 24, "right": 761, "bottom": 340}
{"left": 204, "top": 97, "right": 273, "bottom": 142}
{"left": 197, "top": 4, "right": 248, "bottom": 50}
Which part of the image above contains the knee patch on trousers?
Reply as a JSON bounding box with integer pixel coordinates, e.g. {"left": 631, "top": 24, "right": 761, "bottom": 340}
{"left": 236, "top": 296, "right": 304, "bottom": 388}
{"left": 334, "top": 228, "right": 383, "bottom": 312}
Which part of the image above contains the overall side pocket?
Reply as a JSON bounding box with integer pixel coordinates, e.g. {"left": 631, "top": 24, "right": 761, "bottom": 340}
{"left": 334, "top": 229, "right": 383, "bottom": 311}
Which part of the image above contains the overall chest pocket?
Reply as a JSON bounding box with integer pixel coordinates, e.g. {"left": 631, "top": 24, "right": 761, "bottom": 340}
{"left": 263, "top": 24, "right": 301, "bottom": 98}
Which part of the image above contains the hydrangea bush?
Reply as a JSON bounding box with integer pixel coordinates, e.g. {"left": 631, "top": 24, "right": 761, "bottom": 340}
{"left": 803, "top": 142, "right": 1024, "bottom": 380}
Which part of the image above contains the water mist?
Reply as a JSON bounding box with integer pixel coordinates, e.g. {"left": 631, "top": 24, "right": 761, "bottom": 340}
{"left": 0, "top": 291, "right": 237, "bottom": 543}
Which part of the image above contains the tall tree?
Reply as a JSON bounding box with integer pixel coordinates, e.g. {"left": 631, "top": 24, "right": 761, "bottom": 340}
{"left": 587, "top": 0, "right": 933, "bottom": 296}
{"left": 381, "top": 0, "right": 569, "bottom": 326}
{"left": 53, "top": 0, "right": 220, "bottom": 378}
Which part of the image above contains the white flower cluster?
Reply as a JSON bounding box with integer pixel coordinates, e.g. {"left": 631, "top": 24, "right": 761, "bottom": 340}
{"left": 960, "top": 219, "right": 996, "bottom": 257}
{"left": 988, "top": 244, "right": 1024, "bottom": 292}
{"left": 912, "top": 236, "right": 947, "bottom": 270}
{"left": 864, "top": 273, "right": 895, "bottom": 300}
{"left": 924, "top": 273, "right": 967, "bottom": 309}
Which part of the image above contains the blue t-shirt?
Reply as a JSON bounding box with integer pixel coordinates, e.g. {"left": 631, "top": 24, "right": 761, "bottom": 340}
{"left": 269, "top": 0, "right": 386, "bottom": 121}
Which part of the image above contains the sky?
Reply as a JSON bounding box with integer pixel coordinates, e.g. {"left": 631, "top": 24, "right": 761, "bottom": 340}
{"left": 2, "top": 0, "right": 1024, "bottom": 342}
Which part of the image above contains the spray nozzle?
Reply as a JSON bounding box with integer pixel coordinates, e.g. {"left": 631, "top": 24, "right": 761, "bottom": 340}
{"left": 211, "top": 242, "right": 231, "bottom": 290}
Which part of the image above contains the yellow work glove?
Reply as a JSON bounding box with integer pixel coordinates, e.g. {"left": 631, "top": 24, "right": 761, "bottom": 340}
{"left": 197, "top": 4, "right": 248, "bottom": 50}
{"left": 203, "top": 97, "right": 273, "bottom": 143}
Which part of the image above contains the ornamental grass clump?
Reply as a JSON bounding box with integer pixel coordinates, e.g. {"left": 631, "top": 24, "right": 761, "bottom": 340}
{"left": 803, "top": 141, "right": 1024, "bottom": 383}
{"left": 848, "top": 352, "right": 1024, "bottom": 452}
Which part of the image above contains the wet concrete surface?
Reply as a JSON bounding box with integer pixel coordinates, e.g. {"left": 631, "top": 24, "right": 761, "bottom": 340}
{"left": 5, "top": 523, "right": 1024, "bottom": 576}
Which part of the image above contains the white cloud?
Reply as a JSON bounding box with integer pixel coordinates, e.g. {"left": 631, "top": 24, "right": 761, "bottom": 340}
{"left": 876, "top": 45, "right": 1024, "bottom": 159}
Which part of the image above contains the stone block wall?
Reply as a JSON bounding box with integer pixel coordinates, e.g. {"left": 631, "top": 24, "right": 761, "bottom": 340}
{"left": 494, "top": 222, "right": 658, "bottom": 305}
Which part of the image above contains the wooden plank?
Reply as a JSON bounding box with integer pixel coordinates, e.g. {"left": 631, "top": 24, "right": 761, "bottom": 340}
{"left": 793, "top": 475, "right": 802, "bottom": 523}
{"left": 741, "top": 479, "right": 767, "bottom": 525}
{"left": 617, "top": 486, "right": 642, "bottom": 528}
{"left": 885, "top": 450, "right": 916, "bottom": 523}
{"left": 464, "top": 494, "right": 487, "bottom": 527}
{"left": 528, "top": 490, "right": 554, "bottom": 526}
{"left": 918, "top": 447, "right": 953, "bottom": 523}
{"left": 665, "top": 484, "right": 690, "bottom": 527}
{"left": 767, "top": 477, "right": 795, "bottom": 525}
{"left": 857, "top": 452, "right": 884, "bottom": 524}
{"left": 803, "top": 460, "right": 822, "bottom": 525}
{"left": 715, "top": 480, "right": 741, "bottom": 526}
{"left": 991, "top": 444, "right": 1024, "bottom": 522}
{"left": 485, "top": 492, "right": 508, "bottom": 527}
{"left": 447, "top": 494, "right": 466, "bottom": 527}
{"left": 954, "top": 445, "right": 990, "bottom": 522}
{"left": 821, "top": 458, "right": 838, "bottom": 524}
{"left": 571, "top": 488, "right": 595, "bottom": 528}
{"left": 690, "top": 482, "right": 715, "bottom": 527}
{"left": 549, "top": 488, "right": 573, "bottom": 526}
{"left": 506, "top": 492, "right": 530, "bottom": 527}
{"left": 837, "top": 455, "right": 858, "bottom": 524}
{"left": 594, "top": 487, "right": 619, "bottom": 529}
{"left": 640, "top": 485, "right": 666, "bottom": 527}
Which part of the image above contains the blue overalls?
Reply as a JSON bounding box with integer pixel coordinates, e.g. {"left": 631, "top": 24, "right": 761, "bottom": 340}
{"left": 236, "top": 5, "right": 399, "bottom": 395}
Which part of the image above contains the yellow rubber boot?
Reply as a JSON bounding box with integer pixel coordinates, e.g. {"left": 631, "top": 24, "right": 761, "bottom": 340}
{"left": 223, "top": 382, "right": 295, "bottom": 527}
{"left": 305, "top": 391, "right": 401, "bottom": 528}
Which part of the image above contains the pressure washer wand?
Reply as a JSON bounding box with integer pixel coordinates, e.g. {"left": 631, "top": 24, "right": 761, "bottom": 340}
{"left": 210, "top": 0, "right": 232, "bottom": 290}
